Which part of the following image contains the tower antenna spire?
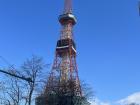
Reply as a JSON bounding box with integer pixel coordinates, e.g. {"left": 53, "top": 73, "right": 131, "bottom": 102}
{"left": 64, "top": 0, "right": 72, "bottom": 14}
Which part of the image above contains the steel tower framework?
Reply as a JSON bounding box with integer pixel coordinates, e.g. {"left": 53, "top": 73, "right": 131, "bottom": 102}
{"left": 45, "top": 0, "right": 82, "bottom": 97}
{"left": 35, "top": 0, "right": 90, "bottom": 105}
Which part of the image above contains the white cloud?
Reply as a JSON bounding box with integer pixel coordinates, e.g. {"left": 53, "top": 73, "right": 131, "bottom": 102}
{"left": 89, "top": 98, "right": 111, "bottom": 105}
{"left": 89, "top": 92, "right": 140, "bottom": 105}
{"left": 117, "top": 92, "right": 140, "bottom": 105}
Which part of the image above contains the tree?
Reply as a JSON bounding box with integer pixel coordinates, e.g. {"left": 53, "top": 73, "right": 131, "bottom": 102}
{"left": 5, "top": 78, "right": 22, "bottom": 105}
{"left": 21, "top": 55, "right": 48, "bottom": 105}
{"left": 0, "top": 55, "right": 48, "bottom": 105}
{"left": 81, "top": 81, "right": 94, "bottom": 100}
{"left": 0, "top": 80, "right": 21, "bottom": 105}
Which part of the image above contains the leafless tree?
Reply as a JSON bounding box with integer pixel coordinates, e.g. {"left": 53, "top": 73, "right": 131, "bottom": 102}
{"left": 81, "top": 81, "right": 94, "bottom": 100}
{"left": 0, "top": 55, "right": 48, "bottom": 105}
{"left": 20, "top": 55, "right": 48, "bottom": 105}
{"left": 0, "top": 73, "right": 24, "bottom": 105}
{"left": 0, "top": 81, "right": 12, "bottom": 105}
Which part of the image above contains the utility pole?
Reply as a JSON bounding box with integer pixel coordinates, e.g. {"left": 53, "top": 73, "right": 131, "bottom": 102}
{"left": 0, "top": 56, "right": 32, "bottom": 82}
{"left": 0, "top": 69, "right": 32, "bottom": 82}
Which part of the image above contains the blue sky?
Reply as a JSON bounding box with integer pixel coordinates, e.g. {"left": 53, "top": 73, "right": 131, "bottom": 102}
{"left": 0, "top": 0, "right": 140, "bottom": 104}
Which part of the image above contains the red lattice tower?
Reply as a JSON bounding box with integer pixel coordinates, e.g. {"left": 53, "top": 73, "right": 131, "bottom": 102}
{"left": 45, "top": 0, "right": 82, "bottom": 97}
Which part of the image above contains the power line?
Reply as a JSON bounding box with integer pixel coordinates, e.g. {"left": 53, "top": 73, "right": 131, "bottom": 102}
{"left": 0, "top": 56, "right": 15, "bottom": 70}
